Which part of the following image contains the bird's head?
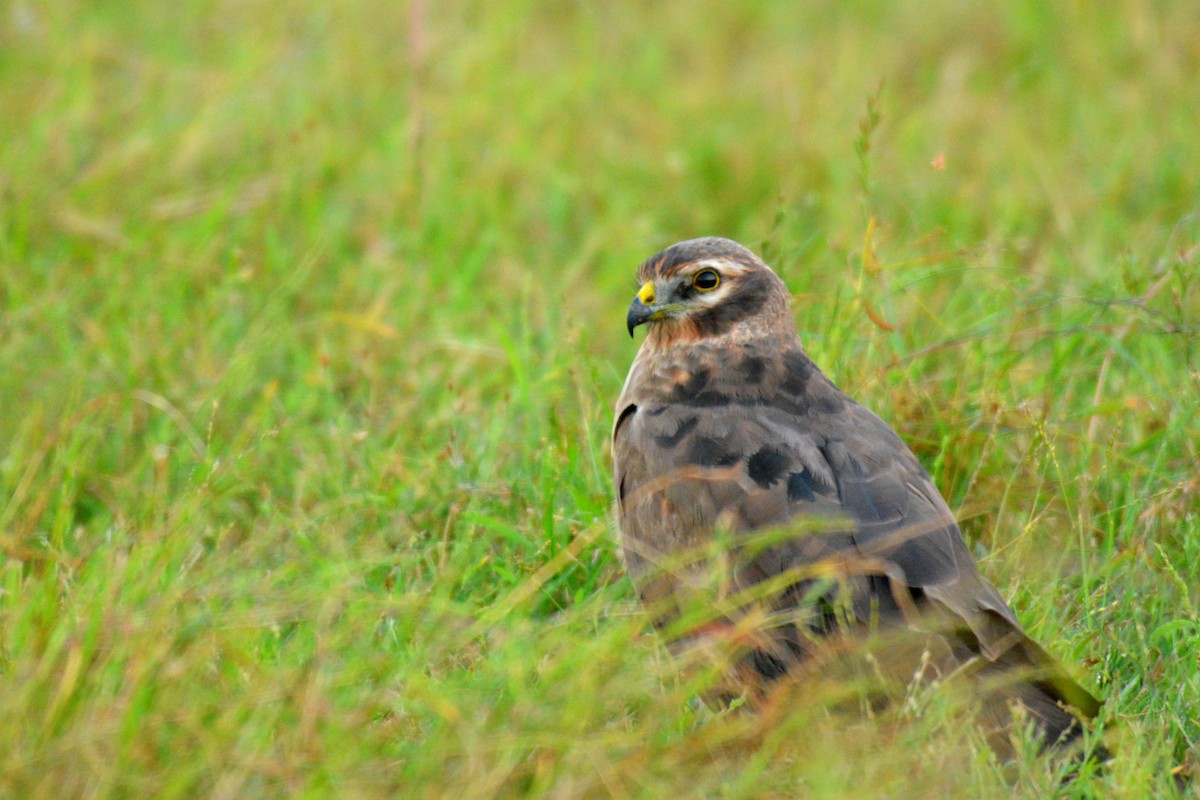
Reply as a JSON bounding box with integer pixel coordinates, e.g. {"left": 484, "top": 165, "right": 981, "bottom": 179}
{"left": 626, "top": 237, "right": 792, "bottom": 346}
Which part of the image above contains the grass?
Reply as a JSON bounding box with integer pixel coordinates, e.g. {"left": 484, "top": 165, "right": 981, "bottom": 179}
{"left": 1, "top": 0, "right": 1198, "bottom": 797}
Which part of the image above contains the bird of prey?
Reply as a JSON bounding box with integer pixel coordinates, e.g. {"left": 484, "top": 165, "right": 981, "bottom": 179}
{"left": 611, "top": 236, "right": 1102, "bottom": 756}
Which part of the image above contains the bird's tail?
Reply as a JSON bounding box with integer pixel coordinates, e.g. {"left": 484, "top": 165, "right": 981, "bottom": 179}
{"left": 970, "top": 629, "right": 1106, "bottom": 763}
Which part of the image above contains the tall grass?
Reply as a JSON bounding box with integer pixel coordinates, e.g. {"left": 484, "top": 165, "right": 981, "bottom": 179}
{"left": 1, "top": 1, "right": 1197, "bottom": 797}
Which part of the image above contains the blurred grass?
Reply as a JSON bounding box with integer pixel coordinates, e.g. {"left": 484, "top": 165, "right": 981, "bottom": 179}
{"left": 1, "top": 0, "right": 1198, "bottom": 797}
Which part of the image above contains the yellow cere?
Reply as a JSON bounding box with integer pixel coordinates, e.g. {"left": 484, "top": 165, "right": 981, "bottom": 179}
{"left": 637, "top": 281, "right": 656, "bottom": 305}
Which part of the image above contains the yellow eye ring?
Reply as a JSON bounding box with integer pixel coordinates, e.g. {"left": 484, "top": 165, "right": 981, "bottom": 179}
{"left": 692, "top": 269, "right": 720, "bottom": 291}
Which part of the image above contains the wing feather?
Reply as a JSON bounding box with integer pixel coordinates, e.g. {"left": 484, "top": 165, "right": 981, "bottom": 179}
{"left": 613, "top": 341, "right": 1098, "bottom": 728}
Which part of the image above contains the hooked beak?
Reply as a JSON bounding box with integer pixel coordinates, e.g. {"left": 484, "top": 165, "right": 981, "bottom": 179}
{"left": 626, "top": 281, "right": 656, "bottom": 337}
{"left": 627, "top": 299, "right": 654, "bottom": 337}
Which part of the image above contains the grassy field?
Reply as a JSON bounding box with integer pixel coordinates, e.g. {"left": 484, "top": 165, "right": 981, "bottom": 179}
{"left": 2, "top": 1, "right": 1198, "bottom": 797}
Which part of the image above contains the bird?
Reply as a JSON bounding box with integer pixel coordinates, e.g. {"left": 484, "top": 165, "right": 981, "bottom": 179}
{"left": 611, "top": 236, "right": 1103, "bottom": 758}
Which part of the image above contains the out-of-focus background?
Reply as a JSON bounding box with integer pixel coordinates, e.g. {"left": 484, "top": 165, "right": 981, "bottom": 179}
{"left": 1, "top": 2, "right": 1197, "bottom": 796}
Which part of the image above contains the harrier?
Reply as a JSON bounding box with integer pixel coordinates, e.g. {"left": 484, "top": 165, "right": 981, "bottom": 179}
{"left": 612, "top": 237, "right": 1101, "bottom": 756}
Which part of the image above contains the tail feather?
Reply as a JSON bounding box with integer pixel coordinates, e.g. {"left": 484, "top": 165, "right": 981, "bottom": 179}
{"left": 971, "top": 631, "right": 1105, "bottom": 763}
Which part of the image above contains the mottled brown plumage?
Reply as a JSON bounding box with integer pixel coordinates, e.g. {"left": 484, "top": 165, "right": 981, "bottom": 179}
{"left": 612, "top": 237, "right": 1101, "bottom": 755}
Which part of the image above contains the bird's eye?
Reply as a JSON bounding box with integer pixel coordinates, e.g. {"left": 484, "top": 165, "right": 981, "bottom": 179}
{"left": 692, "top": 269, "right": 720, "bottom": 291}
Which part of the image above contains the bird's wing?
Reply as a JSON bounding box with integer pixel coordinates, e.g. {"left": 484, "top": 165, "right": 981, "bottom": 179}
{"left": 795, "top": 367, "right": 1098, "bottom": 718}
{"left": 613, "top": 343, "right": 1095, "bottom": 713}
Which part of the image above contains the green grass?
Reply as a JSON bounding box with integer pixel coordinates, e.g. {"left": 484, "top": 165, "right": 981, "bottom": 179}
{"left": 2, "top": 1, "right": 1198, "bottom": 797}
